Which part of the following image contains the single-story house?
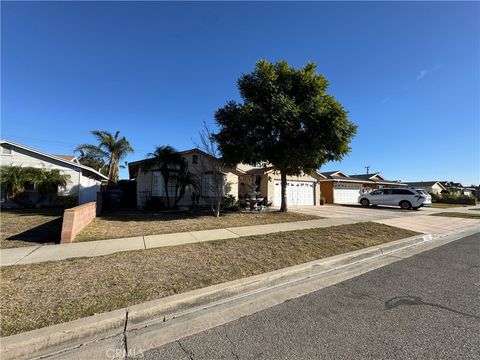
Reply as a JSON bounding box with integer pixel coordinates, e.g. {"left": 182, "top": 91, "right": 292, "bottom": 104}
{"left": 403, "top": 181, "right": 446, "bottom": 194}
{"left": 238, "top": 164, "right": 323, "bottom": 206}
{"left": 128, "top": 148, "right": 324, "bottom": 209}
{"left": 440, "top": 181, "right": 475, "bottom": 196}
{"left": 0, "top": 140, "right": 108, "bottom": 204}
{"left": 317, "top": 171, "right": 407, "bottom": 204}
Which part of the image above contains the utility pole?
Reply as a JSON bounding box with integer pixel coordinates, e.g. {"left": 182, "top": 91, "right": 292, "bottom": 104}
{"left": 365, "top": 165, "right": 370, "bottom": 174}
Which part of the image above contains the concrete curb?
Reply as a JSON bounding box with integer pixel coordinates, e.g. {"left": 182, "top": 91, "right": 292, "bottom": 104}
{"left": 0, "top": 229, "right": 473, "bottom": 360}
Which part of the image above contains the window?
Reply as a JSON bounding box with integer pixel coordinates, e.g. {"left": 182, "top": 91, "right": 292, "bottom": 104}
{"left": 152, "top": 171, "right": 164, "bottom": 197}
{"left": 370, "top": 190, "right": 383, "bottom": 195}
{"left": 152, "top": 172, "right": 180, "bottom": 197}
{"left": 202, "top": 173, "right": 225, "bottom": 197}
{"left": 2, "top": 146, "right": 12, "bottom": 155}
{"left": 192, "top": 154, "right": 199, "bottom": 164}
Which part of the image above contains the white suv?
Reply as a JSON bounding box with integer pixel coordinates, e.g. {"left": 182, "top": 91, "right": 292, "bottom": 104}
{"left": 358, "top": 188, "right": 432, "bottom": 210}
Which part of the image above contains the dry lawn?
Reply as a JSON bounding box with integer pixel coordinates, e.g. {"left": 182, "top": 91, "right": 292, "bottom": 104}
{"left": 0, "top": 222, "right": 419, "bottom": 336}
{"left": 0, "top": 209, "right": 63, "bottom": 249}
{"left": 76, "top": 210, "right": 319, "bottom": 241}
{"left": 430, "top": 203, "right": 469, "bottom": 209}
{"left": 431, "top": 212, "right": 480, "bottom": 219}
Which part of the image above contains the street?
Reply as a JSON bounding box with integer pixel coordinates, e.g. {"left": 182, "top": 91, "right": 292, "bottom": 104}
{"left": 137, "top": 232, "right": 480, "bottom": 360}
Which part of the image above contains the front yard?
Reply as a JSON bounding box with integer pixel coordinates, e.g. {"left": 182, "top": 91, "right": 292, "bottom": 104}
{"left": 431, "top": 212, "right": 480, "bottom": 219}
{"left": 75, "top": 210, "right": 319, "bottom": 242}
{"left": 0, "top": 208, "right": 64, "bottom": 249}
{"left": 430, "top": 203, "right": 469, "bottom": 209}
{"left": 0, "top": 221, "right": 419, "bottom": 337}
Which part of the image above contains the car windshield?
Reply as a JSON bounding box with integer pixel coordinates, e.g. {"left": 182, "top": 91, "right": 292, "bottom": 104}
{"left": 416, "top": 189, "right": 428, "bottom": 195}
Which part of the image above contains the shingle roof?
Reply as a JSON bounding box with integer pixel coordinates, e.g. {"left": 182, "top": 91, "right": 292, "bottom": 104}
{"left": 404, "top": 181, "right": 442, "bottom": 187}
{"left": 53, "top": 154, "right": 77, "bottom": 161}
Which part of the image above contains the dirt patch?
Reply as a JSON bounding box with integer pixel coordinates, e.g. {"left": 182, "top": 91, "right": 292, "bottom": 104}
{"left": 0, "top": 222, "right": 419, "bottom": 336}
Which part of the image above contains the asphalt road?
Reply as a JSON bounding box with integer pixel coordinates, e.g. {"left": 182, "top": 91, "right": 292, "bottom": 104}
{"left": 136, "top": 233, "right": 480, "bottom": 360}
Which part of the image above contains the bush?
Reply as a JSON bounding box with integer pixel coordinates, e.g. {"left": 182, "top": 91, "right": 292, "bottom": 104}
{"left": 431, "top": 193, "right": 476, "bottom": 205}
{"left": 221, "top": 195, "right": 241, "bottom": 212}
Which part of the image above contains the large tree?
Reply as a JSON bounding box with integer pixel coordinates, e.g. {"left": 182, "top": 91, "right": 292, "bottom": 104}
{"left": 75, "top": 131, "right": 133, "bottom": 182}
{"left": 213, "top": 60, "right": 357, "bottom": 211}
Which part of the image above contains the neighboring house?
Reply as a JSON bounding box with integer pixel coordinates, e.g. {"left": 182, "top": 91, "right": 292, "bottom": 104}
{"left": 129, "top": 148, "right": 324, "bottom": 208}
{"left": 317, "top": 171, "right": 406, "bottom": 204}
{"left": 472, "top": 185, "right": 480, "bottom": 199}
{"left": 403, "top": 181, "right": 446, "bottom": 194}
{"left": 0, "top": 140, "right": 108, "bottom": 204}
{"left": 239, "top": 165, "right": 323, "bottom": 206}
{"left": 440, "top": 181, "right": 475, "bottom": 196}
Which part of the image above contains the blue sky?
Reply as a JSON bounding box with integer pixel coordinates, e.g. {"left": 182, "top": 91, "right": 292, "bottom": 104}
{"left": 1, "top": 1, "right": 479, "bottom": 184}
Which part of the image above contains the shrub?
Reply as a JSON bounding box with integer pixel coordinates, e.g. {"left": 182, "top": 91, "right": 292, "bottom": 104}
{"left": 145, "top": 197, "right": 166, "bottom": 210}
{"left": 432, "top": 193, "right": 476, "bottom": 205}
{"left": 221, "top": 195, "right": 241, "bottom": 212}
{"left": 54, "top": 195, "right": 79, "bottom": 209}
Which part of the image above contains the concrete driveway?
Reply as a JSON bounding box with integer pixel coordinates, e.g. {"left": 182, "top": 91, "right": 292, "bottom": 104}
{"left": 288, "top": 204, "right": 480, "bottom": 235}
{"left": 288, "top": 204, "right": 434, "bottom": 221}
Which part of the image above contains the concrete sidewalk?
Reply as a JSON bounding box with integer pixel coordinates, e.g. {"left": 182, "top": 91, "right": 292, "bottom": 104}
{"left": 0, "top": 217, "right": 356, "bottom": 266}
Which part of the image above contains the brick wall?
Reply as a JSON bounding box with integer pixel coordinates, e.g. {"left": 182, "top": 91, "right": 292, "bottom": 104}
{"left": 60, "top": 202, "right": 97, "bottom": 243}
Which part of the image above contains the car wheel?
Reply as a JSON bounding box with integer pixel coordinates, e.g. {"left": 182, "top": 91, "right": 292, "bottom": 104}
{"left": 360, "top": 198, "right": 370, "bottom": 207}
{"left": 400, "top": 200, "right": 412, "bottom": 210}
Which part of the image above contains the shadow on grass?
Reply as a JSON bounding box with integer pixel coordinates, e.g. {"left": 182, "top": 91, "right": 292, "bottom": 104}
{"left": 6, "top": 217, "right": 63, "bottom": 245}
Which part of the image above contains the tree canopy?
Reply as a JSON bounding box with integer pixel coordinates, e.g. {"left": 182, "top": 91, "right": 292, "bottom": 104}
{"left": 213, "top": 60, "right": 357, "bottom": 211}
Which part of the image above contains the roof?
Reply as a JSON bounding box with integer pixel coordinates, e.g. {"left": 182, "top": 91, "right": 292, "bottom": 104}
{"left": 128, "top": 147, "right": 246, "bottom": 178}
{"left": 348, "top": 173, "right": 385, "bottom": 181}
{"left": 404, "top": 181, "right": 446, "bottom": 189}
{"left": 318, "top": 169, "right": 405, "bottom": 186}
{"left": 0, "top": 140, "right": 108, "bottom": 180}
{"left": 318, "top": 171, "right": 350, "bottom": 179}
{"left": 53, "top": 154, "right": 78, "bottom": 162}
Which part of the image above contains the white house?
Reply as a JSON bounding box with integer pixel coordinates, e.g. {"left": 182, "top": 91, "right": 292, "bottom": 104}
{"left": 0, "top": 140, "right": 108, "bottom": 204}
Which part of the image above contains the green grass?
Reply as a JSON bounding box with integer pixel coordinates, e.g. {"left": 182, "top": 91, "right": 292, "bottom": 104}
{"left": 0, "top": 222, "right": 419, "bottom": 337}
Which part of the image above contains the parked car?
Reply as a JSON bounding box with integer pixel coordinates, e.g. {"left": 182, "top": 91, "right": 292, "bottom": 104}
{"left": 358, "top": 188, "right": 432, "bottom": 210}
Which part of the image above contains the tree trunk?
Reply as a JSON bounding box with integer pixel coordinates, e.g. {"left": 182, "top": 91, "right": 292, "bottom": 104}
{"left": 280, "top": 171, "right": 288, "bottom": 212}
{"left": 108, "top": 154, "right": 116, "bottom": 182}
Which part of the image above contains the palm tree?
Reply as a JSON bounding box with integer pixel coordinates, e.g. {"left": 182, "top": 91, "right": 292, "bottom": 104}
{"left": 174, "top": 171, "right": 198, "bottom": 208}
{"left": 75, "top": 131, "right": 133, "bottom": 182}
{"left": 141, "top": 145, "right": 184, "bottom": 209}
{"left": 0, "top": 166, "right": 70, "bottom": 204}
{"left": 35, "top": 168, "right": 71, "bottom": 204}
{"left": 0, "top": 165, "right": 28, "bottom": 200}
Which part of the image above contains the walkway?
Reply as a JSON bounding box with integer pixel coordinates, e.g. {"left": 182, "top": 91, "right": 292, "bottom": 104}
{"left": 0, "top": 218, "right": 355, "bottom": 266}
{"left": 2, "top": 205, "right": 478, "bottom": 267}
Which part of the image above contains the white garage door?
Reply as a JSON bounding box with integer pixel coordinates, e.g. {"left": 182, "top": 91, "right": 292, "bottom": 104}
{"left": 274, "top": 180, "right": 315, "bottom": 206}
{"left": 333, "top": 183, "right": 362, "bottom": 204}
